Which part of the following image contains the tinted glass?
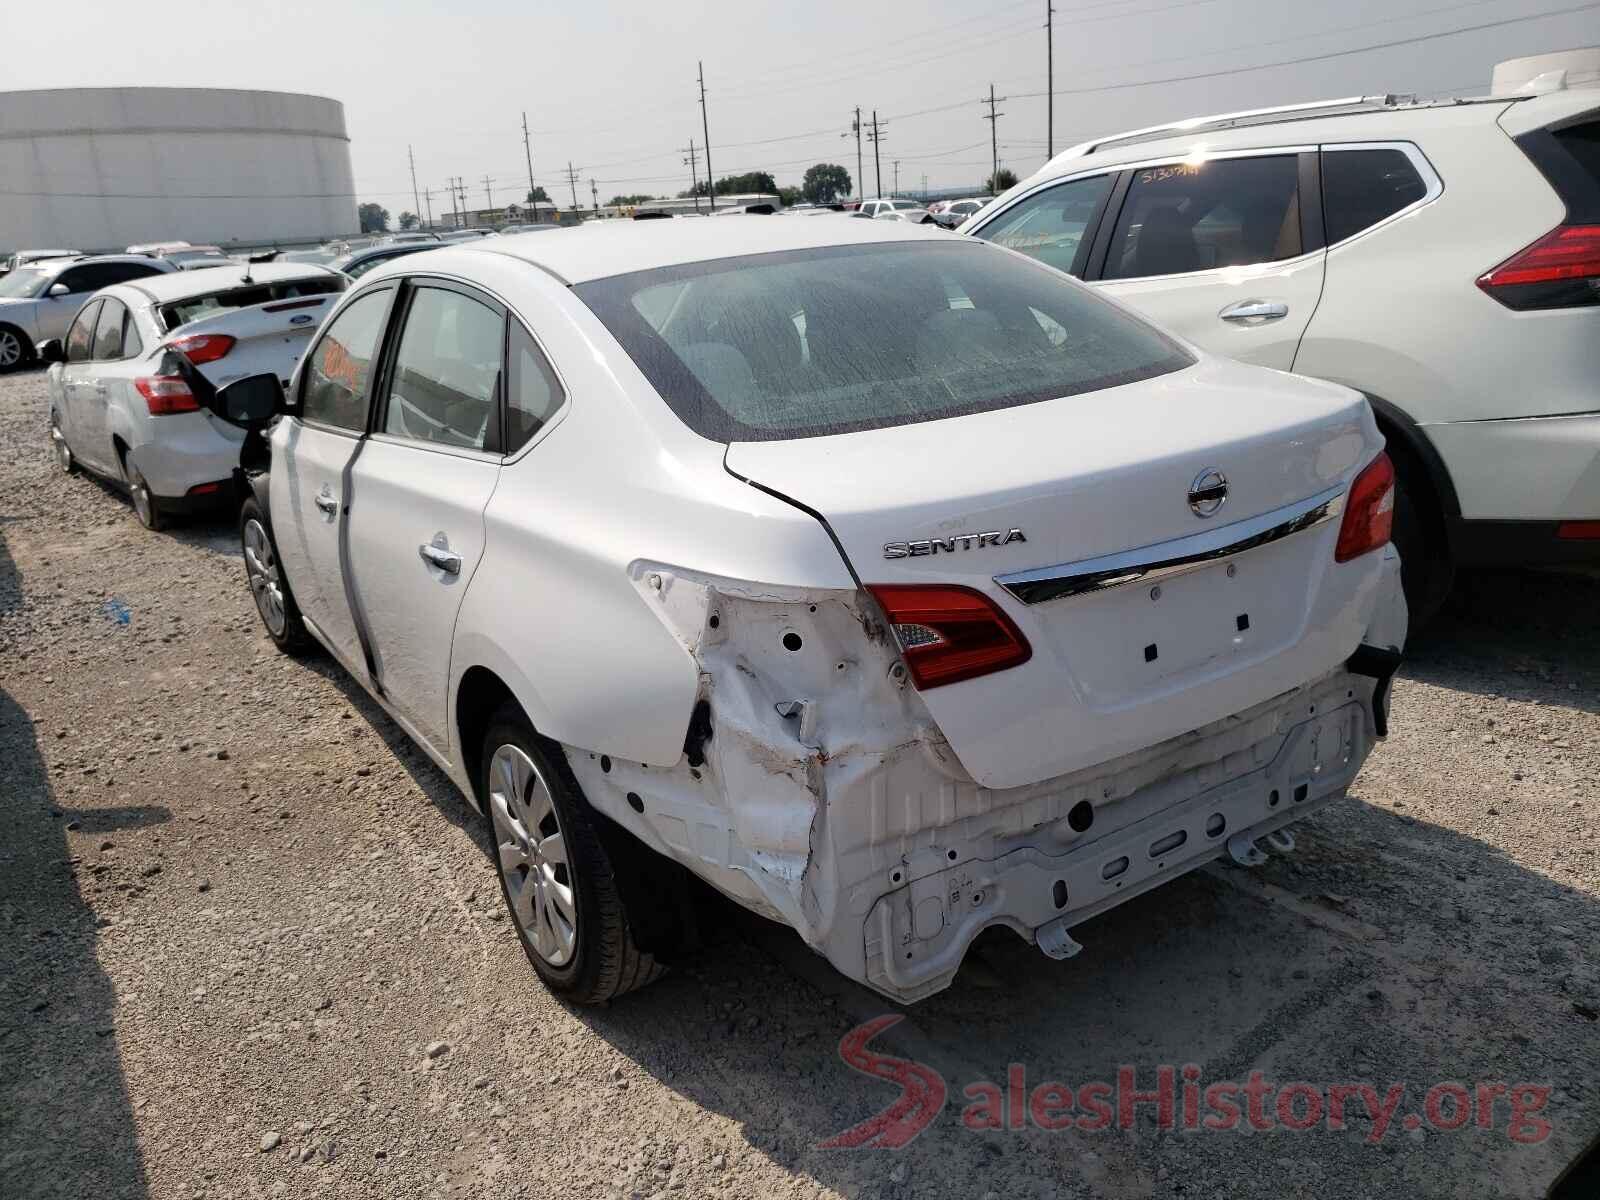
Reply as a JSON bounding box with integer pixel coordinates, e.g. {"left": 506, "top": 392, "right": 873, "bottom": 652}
{"left": 383, "top": 287, "right": 503, "bottom": 450}
{"left": 301, "top": 289, "right": 391, "bottom": 431}
{"left": 506, "top": 322, "right": 564, "bottom": 452}
{"left": 93, "top": 299, "right": 128, "bottom": 360}
{"left": 576, "top": 241, "right": 1192, "bottom": 442}
{"left": 972, "top": 174, "right": 1111, "bottom": 276}
{"left": 160, "top": 276, "right": 343, "bottom": 331}
{"left": 1321, "top": 149, "right": 1427, "bottom": 244}
{"left": 66, "top": 301, "right": 101, "bottom": 362}
{"left": 1104, "top": 155, "right": 1302, "bottom": 280}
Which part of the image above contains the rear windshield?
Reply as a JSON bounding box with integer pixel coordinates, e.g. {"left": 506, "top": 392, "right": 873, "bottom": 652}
{"left": 574, "top": 241, "right": 1192, "bottom": 441}
{"left": 160, "top": 276, "right": 345, "bottom": 331}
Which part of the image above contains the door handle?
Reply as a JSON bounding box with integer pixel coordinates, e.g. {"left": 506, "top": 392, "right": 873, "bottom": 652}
{"left": 314, "top": 494, "right": 339, "bottom": 515}
{"left": 1219, "top": 299, "right": 1289, "bottom": 323}
{"left": 418, "top": 542, "right": 462, "bottom": 575}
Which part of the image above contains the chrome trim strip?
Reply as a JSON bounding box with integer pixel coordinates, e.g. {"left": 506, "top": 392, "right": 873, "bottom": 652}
{"left": 995, "top": 484, "right": 1346, "bottom": 606}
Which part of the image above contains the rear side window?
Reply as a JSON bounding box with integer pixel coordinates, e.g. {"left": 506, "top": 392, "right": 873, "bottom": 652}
{"left": 1103, "top": 155, "right": 1303, "bottom": 280}
{"left": 92, "top": 299, "right": 129, "bottom": 360}
{"left": 301, "top": 288, "right": 392, "bottom": 432}
{"left": 382, "top": 286, "right": 504, "bottom": 451}
{"left": 1321, "top": 148, "right": 1428, "bottom": 244}
{"left": 575, "top": 241, "right": 1191, "bottom": 441}
{"left": 66, "top": 301, "right": 101, "bottom": 362}
{"left": 1519, "top": 119, "right": 1600, "bottom": 223}
{"left": 971, "top": 174, "right": 1111, "bottom": 276}
{"left": 506, "top": 322, "right": 564, "bottom": 452}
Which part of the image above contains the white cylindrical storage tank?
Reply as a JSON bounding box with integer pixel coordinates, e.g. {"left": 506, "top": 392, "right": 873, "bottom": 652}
{"left": 0, "top": 87, "right": 358, "bottom": 253}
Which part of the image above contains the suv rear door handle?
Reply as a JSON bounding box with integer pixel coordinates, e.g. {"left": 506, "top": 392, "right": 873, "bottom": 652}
{"left": 1219, "top": 299, "right": 1289, "bottom": 323}
{"left": 418, "top": 543, "right": 462, "bottom": 575}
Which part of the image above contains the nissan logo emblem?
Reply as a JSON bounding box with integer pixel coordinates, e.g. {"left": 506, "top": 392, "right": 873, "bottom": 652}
{"left": 1188, "top": 468, "right": 1228, "bottom": 518}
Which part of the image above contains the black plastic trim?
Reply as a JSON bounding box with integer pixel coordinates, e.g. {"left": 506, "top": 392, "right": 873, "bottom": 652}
{"left": 1346, "top": 643, "right": 1402, "bottom": 738}
{"left": 1448, "top": 518, "right": 1600, "bottom": 568}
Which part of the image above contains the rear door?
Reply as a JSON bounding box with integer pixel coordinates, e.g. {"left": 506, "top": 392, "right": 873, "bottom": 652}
{"left": 58, "top": 301, "right": 104, "bottom": 469}
{"left": 271, "top": 285, "right": 397, "bottom": 676}
{"left": 1091, "top": 151, "right": 1326, "bottom": 370}
{"left": 342, "top": 279, "right": 511, "bottom": 750}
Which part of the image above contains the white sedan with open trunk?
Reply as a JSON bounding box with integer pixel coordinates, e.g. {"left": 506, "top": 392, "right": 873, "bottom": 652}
{"left": 203, "top": 218, "right": 1405, "bottom": 1004}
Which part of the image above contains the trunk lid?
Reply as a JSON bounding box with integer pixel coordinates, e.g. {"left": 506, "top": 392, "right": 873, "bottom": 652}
{"left": 725, "top": 358, "right": 1386, "bottom": 790}
{"left": 163, "top": 294, "right": 338, "bottom": 390}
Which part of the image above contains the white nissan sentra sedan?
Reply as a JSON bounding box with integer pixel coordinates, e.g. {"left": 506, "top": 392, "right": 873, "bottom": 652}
{"left": 203, "top": 218, "right": 1406, "bottom": 1005}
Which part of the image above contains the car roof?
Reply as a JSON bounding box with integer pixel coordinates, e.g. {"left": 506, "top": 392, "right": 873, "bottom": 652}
{"left": 454, "top": 215, "right": 950, "bottom": 284}
{"left": 126, "top": 261, "right": 338, "bottom": 303}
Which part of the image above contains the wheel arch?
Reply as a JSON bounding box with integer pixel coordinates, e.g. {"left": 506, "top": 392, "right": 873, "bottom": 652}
{"left": 1361, "top": 392, "right": 1461, "bottom": 521}
{"left": 454, "top": 662, "right": 525, "bottom": 813}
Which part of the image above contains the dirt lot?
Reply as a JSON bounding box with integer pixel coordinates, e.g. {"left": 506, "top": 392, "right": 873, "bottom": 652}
{"left": 2, "top": 365, "right": 1597, "bottom": 1200}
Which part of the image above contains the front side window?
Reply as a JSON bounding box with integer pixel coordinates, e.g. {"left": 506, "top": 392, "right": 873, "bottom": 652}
{"left": 382, "top": 286, "right": 504, "bottom": 451}
{"left": 1103, "top": 155, "right": 1302, "bottom": 281}
{"left": 1321, "top": 148, "right": 1428, "bottom": 244}
{"left": 971, "top": 174, "right": 1111, "bottom": 277}
{"left": 56, "top": 263, "right": 135, "bottom": 294}
{"left": 576, "top": 240, "right": 1192, "bottom": 442}
{"left": 301, "top": 288, "right": 392, "bottom": 432}
{"left": 66, "top": 301, "right": 101, "bottom": 362}
{"left": 92, "top": 299, "right": 129, "bottom": 360}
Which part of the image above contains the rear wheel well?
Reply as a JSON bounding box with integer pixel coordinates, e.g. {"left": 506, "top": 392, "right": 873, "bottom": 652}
{"left": 456, "top": 666, "right": 518, "bottom": 809}
{"left": 1365, "top": 397, "right": 1455, "bottom": 625}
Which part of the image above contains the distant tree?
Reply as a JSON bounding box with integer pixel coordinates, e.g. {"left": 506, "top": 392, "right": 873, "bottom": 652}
{"left": 802, "top": 163, "right": 852, "bottom": 204}
{"left": 987, "top": 168, "right": 1019, "bottom": 194}
{"left": 526, "top": 186, "right": 551, "bottom": 204}
{"left": 397, "top": 211, "right": 418, "bottom": 230}
{"left": 358, "top": 203, "right": 390, "bottom": 233}
{"left": 609, "top": 193, "right": 656, "bottom": 206}
{"left": 683, "top": 181, "right": 711, "bottom": 198}
{"left": 713, "top": 171, "right": 778, "bottom": 196}
{"left": 778, "top": 185, "right": 802, "bottom": 207}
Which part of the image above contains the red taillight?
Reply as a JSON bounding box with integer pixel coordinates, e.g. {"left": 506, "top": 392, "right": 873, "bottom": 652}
{"left": 134, "top": 375, "right": 200, "bottom": 415}
{"left": 167, "top": 333, "right": 236, "bottom": 364}
{"left": 866, "top": 584, "right": 1031, "bottom": 689}
{"left": 1477, "top": 225, "right": 1600, "bottom": 309}
{"left": 186, "top": 481, "right": 222, "bottom": 496}
{"left": 1335, "top": 452, "right": 1396, "bottom": 563}
{"left": 1558, "top": 520, "right": 1600, "bottom": 540}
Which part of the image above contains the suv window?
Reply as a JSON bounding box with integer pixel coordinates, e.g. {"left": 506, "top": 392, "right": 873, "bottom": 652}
{"left": 1103, "top": 155, "right": 1302, "bottom": 281}
{"left": 301, "top": 288, "right": 392, "bottom": 432}
{"left": 57, "top": 262, "right": 160, "bottom": 294}
{"left": 1321, "top": 148, "right": 1427, "bottom": 244}
{"left": 506, "top": 322, "right": 564, "bottom": 452}
{"left": 66, "top": 301, "right": 101, "bottom": 363}
{"left": 92, "top": 298, "right": 130, "bottom": 360}
{"left": 382, "top": 286, "right": 504, "bottom": 451}
{"left": 971, "top": 174, "right": 1111, "bottom": 276}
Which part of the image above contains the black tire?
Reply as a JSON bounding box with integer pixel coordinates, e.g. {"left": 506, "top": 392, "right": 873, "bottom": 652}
{"left": 0, "top": 324, "right": 32, "bottom": 374}
{"left": 480, "top": 704, "right": 664, "bottom": 1004}
{"left": 239, "top": 497, "right": 310, "bottom": 654}
{"left": 122, "top": 457, "right": 164, "bottom": 531}
{"left": 1390, "top": 464, "right": 1453, "bottom": 631}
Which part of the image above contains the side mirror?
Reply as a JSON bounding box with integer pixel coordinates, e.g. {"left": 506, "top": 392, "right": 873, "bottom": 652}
{"left": 36, "top": 339, "right": 65, "bottom": 364}
{"left": 209, "top": 373, "right": 285, "bottom": 429}
{"left": 47, "top": 283, "right": 71, "bottom": 298}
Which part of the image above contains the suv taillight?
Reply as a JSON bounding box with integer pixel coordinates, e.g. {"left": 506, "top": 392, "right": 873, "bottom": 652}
{"left": 134, "top": 375, "right": 200, "bottom": 415}
{"left": 1335, "top": 452, "right": 1395, "bottom": 563}
{"left": 168, "top": 333, "right": 236, "bottom": 364}
{"left": 866, "top": 584, "right": 1031, "bottom": 689}
{"left": 1476, "top": 225, "right": 1600, "bottom": 310}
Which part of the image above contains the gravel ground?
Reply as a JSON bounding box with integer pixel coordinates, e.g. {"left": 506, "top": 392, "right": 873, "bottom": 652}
{"left": 2, "top": 364, "right": 1597, "bottom": 1200}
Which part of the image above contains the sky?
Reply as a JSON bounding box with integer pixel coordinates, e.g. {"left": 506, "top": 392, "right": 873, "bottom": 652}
{"left": 5, "top": 0, "right": 1598, "bottom": 210}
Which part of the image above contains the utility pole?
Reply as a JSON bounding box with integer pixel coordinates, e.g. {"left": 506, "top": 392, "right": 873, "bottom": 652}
{"left": 448, "top": 177, "right": 460, "bottom": 228}
{"left": 590, "top": 178, "right": 599, "bottom": 215}
{"left": 982, "top": 85, "right": 1007, "bottom": 192}
{"left": 843, "top": 107, "right": 863, "bottom": 201}
{"left": 564, "top": 162, "right": 580, "bottom": 210}
{"left": 1045, "top": 1, "right": 1056, "bottom": 159}
{"left": 457, "top": 177, "right": 470, "bottom": 226}
{"left": 698, "top": 60, "right": 715, "bottom": 212}
{"left": 867, "top": 110, "right": 886, "bottom": 198}
{"left": 681, "top": 139, "right": 702, "bottom": 212}
{"left": 482, "top": 175, "right": 495, "bottom": 213}
{"left": 893, "top": 160, "right": 900, "bottom": 195}
{"left": 921, "top": 173, "right": 928, "bottom": 202}
{"left": 408, "top": 145, "right": 422, "bottom": 227}
{"left": 423, "top": 186, "right": 435, "bottom": 229}
{"left": 522, "top": 111, "right": 537, "bottom": 206}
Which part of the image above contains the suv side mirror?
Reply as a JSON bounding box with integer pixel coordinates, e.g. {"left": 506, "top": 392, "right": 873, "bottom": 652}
{"left": 209, "top": 373, "right": 285, "bottom": 428}
{"left": 47, "top": 283, "right": 71, "bottom": 298}
{"left": 36, "top": 339, "right": 65, "bottom": 364}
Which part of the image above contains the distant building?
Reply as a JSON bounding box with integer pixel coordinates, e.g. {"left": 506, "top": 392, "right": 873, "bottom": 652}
{"left": 0, "top": 87, "right": 357, "bottom": 253}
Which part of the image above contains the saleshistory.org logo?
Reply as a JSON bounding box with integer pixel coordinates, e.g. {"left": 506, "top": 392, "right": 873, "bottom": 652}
{"left": 820, "top": 1017, "right": 1555, "bottom": 1149}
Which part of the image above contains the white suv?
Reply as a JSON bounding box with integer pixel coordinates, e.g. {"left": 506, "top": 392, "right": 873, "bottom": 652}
{"left": 205, "top": 219, "right": 1404, "bottom": 1005}
{"left": 965, "top": 62, "right": 1600, "bottom": 623}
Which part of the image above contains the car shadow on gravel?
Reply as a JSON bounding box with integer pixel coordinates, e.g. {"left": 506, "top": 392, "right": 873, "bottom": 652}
{"left": 1405, "top": 568, "right": 1600, "bottom": 717}
{"left": 69, "top": 471, "right": 241, "bottom": 556}
{"left": 1, "top": 529, "right": 153, "bottom": 1199}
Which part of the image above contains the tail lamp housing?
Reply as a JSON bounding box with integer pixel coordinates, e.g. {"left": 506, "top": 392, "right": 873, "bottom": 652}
{"left": 1477, "top": 225, "right": 1600, "bottom": 310}
{"left": 1335, "top": 452, "right": 1396, "bottom": 563}
{"left": 134, "top": 375, "right": 200, "bottom": 415}
{"left": 866, "top": 584, "right": 1031, "bottom": 689}
{"left": 167, "top": 333, "right": 236, "bottom": 364}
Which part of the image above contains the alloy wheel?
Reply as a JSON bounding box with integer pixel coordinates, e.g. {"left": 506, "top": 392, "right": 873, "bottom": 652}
{"left": 127, "top": 468, "right": 155, "bottom": 527}
{"left": 242, "top": 518, "right": 287, "bottom": 637}
{"left": 487, "top": 744, "right": 577, "bottom": 966}
{"left": 0, "top": 329, "right": 21, "bottom": 369}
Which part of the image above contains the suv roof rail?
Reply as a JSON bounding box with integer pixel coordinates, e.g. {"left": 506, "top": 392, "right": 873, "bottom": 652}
{"left": 1055, "top": 94, "right": 1417, "bottom": 161}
